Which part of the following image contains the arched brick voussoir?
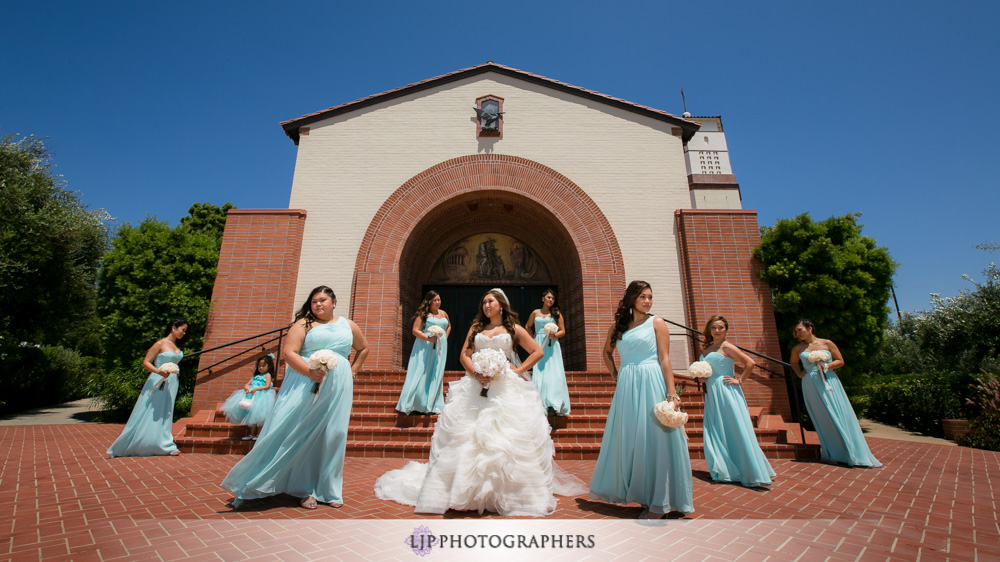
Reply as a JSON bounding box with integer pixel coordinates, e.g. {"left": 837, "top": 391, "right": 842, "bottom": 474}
{"left": 353, "top": 155, "right": 624, "bottom": 279}
{"left": 351, "top": 154, "right": 626, "bottom": 370}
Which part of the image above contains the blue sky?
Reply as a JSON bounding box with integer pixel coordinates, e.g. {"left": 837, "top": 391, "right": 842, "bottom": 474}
{"left": 2, "top": 1, "right": 998, "bottom": 314}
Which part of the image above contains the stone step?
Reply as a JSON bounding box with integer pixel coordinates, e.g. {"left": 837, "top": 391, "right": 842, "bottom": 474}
{"left": 352, "top": 379, "right": 631, "bottom": 392}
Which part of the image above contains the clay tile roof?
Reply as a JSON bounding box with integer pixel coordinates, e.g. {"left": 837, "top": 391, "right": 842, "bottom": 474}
{"left": 280, "top": 62, "right": 701, "bottom": 144}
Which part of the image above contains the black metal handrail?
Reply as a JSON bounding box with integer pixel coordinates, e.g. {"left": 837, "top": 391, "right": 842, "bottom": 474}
{"left": 661, "top": 318, "right": 792, "bottom": 375}
{"left": 185, "top": 324, "right": 293, "bottom": 377}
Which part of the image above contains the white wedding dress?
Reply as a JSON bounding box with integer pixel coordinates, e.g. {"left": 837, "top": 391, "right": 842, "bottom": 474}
{"left": 374, "top": 332, "right": 587, "bottom": 516}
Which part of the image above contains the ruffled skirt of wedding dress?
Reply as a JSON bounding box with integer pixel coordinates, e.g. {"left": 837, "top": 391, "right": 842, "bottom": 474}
{"left": 374, "top": 371, "right": 587, "bottom": 516}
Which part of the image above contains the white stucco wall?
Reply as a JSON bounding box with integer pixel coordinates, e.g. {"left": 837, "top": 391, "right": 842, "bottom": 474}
{"left": 286, "top": 71, "right": 696, "bottom": 364}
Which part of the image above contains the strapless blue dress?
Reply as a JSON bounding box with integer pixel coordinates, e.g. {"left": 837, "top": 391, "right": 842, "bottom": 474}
{"left": 107, "top": 350, "right": 182, "bottom": 457}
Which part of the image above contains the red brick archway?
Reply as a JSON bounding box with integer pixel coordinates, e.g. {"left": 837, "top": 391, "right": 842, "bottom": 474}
{"left": 350, "top": 154, "right": 625, "bottom": 370}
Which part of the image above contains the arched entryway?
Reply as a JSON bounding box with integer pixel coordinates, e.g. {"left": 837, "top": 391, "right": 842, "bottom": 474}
{"left": 350, "top": 154, "right": 625, "bottom": 371}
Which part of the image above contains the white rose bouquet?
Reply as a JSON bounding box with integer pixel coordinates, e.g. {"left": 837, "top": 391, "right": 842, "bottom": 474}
{"left": 471, "top": 347, "right": 508, "bottom": 397}
{"left": 155, "top": 362, "right": 180, "bottom": 391}
{"left": 543, "top": 322, "right": 559, "bottom": 346}
{"left": 654, "top": 400, "right": 688, "bottom": 428}
{"left": 688, "top": 360, "right": 713, "bottom": 379}
{"left": 426, "top": 325, "right": 445, "bottom": 349}
{"left": 806, "top": 350, "right": 834, "bottom": 391}
{"left": 308, "top": 349, "right": 339, "bottom": 394}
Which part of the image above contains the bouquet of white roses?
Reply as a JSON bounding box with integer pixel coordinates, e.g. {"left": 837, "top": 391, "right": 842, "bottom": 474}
{"left": 543, "top": 322, "right": 559, "bottom": 346}
{"left": 427, "top": 325, "right": 445, "bottom": 349}
{"left": 688, "top": 360, "right": 713, "bottom": 379}
{"left": 654, "top": 400, "right": 688, "bottom": 428}
{"left": 156, "top": 362, "right": 180, "bottom": 391}
{"left": 308, "top": 349, "right": 339, "bottom": 394}
{"left": 806, "top": 350, "right": 833, "bottom": 391}
{"left": 471, "top": 347, "right": 508, "bottom": 397}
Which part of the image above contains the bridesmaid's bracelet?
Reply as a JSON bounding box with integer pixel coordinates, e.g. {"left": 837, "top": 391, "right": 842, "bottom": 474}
{"left": 667, "top": 393, "right": 680, "bottom": 400}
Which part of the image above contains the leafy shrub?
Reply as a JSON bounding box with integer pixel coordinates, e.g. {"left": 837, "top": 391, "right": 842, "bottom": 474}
{"left": 864, "top": 372, "right": 976, "bottom": 436}
{"left": 957, "top": 410, "right": 1000, "bottom": 451}
{"left": 174, "top": 394, "right": 193, "bottom": 421}
{"left": 0, "top": 344, "right": 102, "bottom": 415}
{"left": 85, "top": 366, "right": 149, "bottom": 422}
{"left": 85, "top": 365, "right": 194, "bottom": 422}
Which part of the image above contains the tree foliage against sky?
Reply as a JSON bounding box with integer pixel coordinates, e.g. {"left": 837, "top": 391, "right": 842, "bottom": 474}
{"left": 753, "top": 213, "right": 896, "bottom": 381}
{"left": 0, "top": 134, "right": 110, "bottom": 352}
{"left": 96, "top": 203, "right": 233, "bottom": 374}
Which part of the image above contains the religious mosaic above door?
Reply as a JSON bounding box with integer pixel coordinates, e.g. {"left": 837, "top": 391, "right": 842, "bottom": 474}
{"left": 427, "top": 233, "right": 552, "bottom": 284}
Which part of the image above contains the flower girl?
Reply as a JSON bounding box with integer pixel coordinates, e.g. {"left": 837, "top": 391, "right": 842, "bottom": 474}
{"left": 221, "top": 354, "right": 278, "bottom": 440}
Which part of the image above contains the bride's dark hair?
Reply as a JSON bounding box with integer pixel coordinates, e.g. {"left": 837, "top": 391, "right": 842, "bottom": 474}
{"left": 467, "top": 289, "right": 519, "bottom": 348}
{"left": 610, "top": 280, "right": 651, "bottom": 347}
{"left": 412, "top": 290, "right": 440, "bottom": 329}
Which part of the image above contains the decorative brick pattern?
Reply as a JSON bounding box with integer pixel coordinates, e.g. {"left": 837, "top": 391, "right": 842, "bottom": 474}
{"left": 191, "top": 209, "right": 307, "bottom": 414}
{"left": 351, "top": 154, "right": 625, "bottom": 371}
{"left": 675, "top": 209, "right": 791, "bottom": 418}
{"left": 3, "top": 424, "right": 998, "bottom": 560}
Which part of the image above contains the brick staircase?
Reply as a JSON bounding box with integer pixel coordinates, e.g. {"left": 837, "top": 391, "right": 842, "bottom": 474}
{"left": 174, "top": 370, "right": 820, "bottom": 460}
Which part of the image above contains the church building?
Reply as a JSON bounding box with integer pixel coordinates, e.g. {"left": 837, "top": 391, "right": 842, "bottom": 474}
{"left": 189, "top": 63, "right": 791, "bottom": 447}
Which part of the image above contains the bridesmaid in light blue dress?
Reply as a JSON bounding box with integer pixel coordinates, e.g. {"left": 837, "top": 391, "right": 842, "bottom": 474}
{"left": 699, "top": 315, "right": 775, "bottom": 487}
{"left": 396, "top": 291, "right": 450, "bottom": 414}
{"left": 222, "top": 285, "right": 370, "bottom": 509}
{"left": 589, "top": 281, "right": 694, "bottom": 519}
{"left": 526, "top": 290, "right": 571, "bottom": 415}
{"left": 791, "top": 319, "right": 880, "bottom": 468}
{"left": 107, "top": 318, "right": 188, "bottom": 458}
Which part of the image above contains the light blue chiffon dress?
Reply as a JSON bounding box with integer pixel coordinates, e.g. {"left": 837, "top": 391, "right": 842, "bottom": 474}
{"left": 396, "top": 316, "right": 448, "bottom": 414}
{"left": 532, "top": 316, "right": 571, "bottom": 415}
{"left": 107, "top": 350, "right": 182, "bottom": 458}
{"left": 588, "top": 317, "right": 694, "bottom": 514}
{"left": 701, "top": 352, "right": 775, "bottom": 487}
{"left": 800, "top": 350, "right": 881, "bottom": 467}
{"left": 220, "top": 374, "right": 277, "bottom": 427}
{"left": 222, "top": 318, "right": 355, "bottom": 505}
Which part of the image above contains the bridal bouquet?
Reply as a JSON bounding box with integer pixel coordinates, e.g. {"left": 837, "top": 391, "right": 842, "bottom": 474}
{"left": 471, "top": 347, "right": 508, "bottom": 397}
{"left": 654, "top": 400, "right": 688, "bottom": 428}
{"left": 688, "top": 360, "right": 713, "bottom": 379}
{"left": 806, "top": 350, "right": 834, "bottom": 391}
{"left": 156, "top": 362, "right": 180, "bottom": 391}
{"left": 427, "top": 325, "right": 445, "bottom": 349}
{"left": 308, "top": 349, "right": 339, "bottom": 394}
{"left": 543, "top": 322, "right": 559, "bottom": 346}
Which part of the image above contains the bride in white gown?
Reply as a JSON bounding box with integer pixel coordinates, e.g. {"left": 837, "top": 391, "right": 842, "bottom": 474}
{"left": 375, "top": 288, "right": 587, "bottom": 516}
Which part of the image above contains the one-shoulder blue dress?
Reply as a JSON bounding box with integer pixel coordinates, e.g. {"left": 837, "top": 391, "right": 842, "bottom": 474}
{"left": 588, "top": 317, "right": 694, "bottom": 514}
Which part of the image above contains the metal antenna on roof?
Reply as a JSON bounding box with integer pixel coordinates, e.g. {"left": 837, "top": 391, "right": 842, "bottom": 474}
{"left": 681, "top": 88, "right": 691, "bottom": 118}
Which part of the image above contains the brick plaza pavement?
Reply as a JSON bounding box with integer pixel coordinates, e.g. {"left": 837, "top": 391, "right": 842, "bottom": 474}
{"left": 1, "top": 424, "right": 998, "bottom": 560}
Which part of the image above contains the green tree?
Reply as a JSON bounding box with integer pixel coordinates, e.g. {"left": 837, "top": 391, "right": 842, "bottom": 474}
{"left": 0, "top": 134, "right": 110, "bottom": 353}
{"left": 753, "top": 213, "right": 896, "bottom": 384}
{"left": 912, "top": 263, "right": 1000, "bottom": 373}
{"left": 96, "top": 202, "right": 233, "bottom": 376}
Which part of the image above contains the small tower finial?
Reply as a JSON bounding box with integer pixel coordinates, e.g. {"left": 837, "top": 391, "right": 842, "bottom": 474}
{"left": 681, "top": 88, "right": 691, "bottom": 118}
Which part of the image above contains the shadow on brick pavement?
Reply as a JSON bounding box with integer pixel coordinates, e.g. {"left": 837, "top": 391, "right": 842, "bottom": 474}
{"left": 0, "top": 424, "right": 997, "bottom": 560}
